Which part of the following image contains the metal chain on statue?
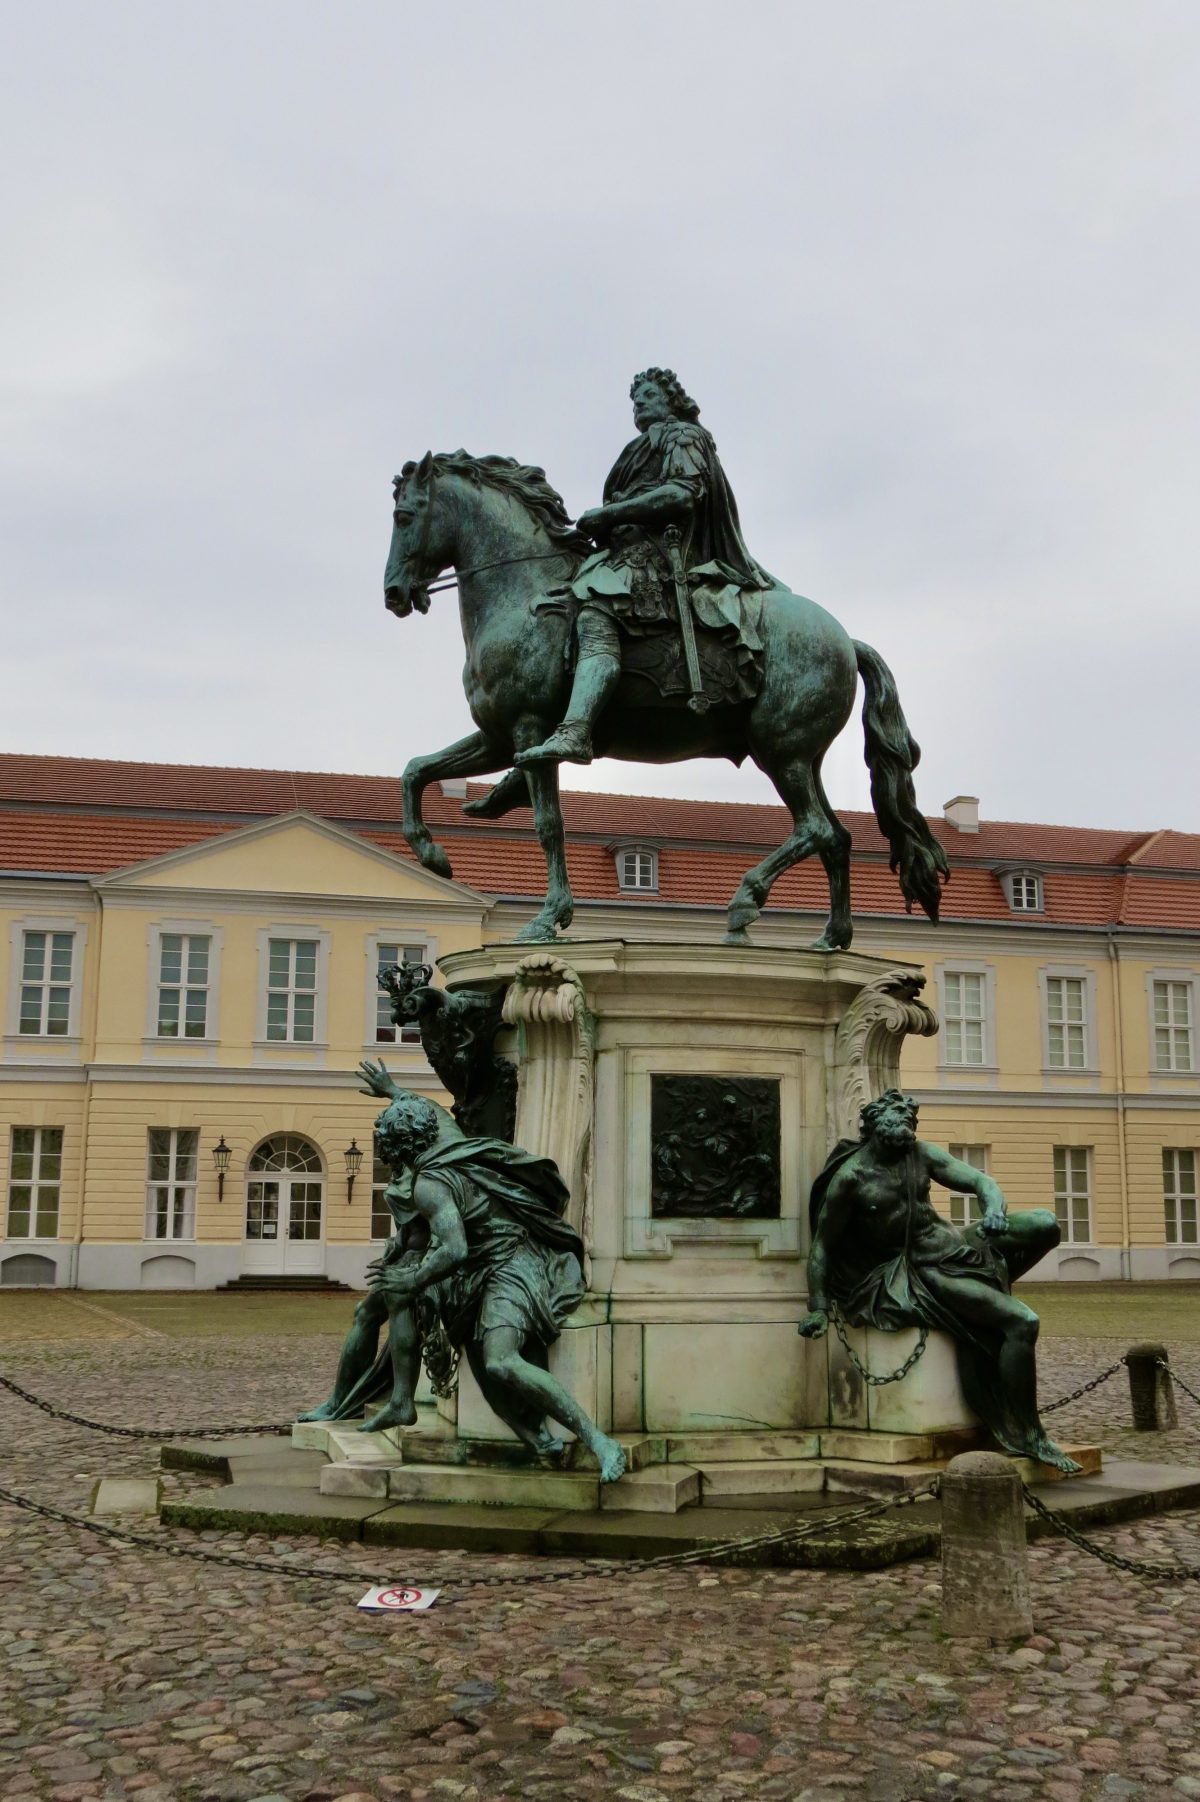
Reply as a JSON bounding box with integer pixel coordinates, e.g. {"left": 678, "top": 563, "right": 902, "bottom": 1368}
{"left": 414, "top": 1295, "right": 460, "bottom": 1399}
{"left": 830, "top": 1309, "right": 929, "bottom": 1387}
{"left": 0, "top": 1480, "right": 938, "bottom": 1593}
{"left": 0, "top": 1372, "right": 290, "bottom": 1440}
{"left": 1022, "top": 1482, "right": 1200, "bottom": 1582}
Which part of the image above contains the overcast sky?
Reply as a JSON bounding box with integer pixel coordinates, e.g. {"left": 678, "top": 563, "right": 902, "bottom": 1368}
{"left": 3, "top": 2, "right": 1198, "bottom": 832}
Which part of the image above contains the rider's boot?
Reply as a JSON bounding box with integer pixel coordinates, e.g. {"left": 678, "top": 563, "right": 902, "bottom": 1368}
{"left": 462, "top": 766, "right": 530, "bottom": 819}
{"left": 515, "top": 653, "right": 621, "bottom": 765}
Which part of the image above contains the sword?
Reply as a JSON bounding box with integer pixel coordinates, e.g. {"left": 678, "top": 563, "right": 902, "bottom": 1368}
{"left": 662, "top": 525, "right": 709, "bottom": 715}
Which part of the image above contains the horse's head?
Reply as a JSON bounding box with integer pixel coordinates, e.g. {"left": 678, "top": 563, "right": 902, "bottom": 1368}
{"left": 383, "top": 447, "right": 588, "bottom": 620}
{"left": 384, "top": 451, "right": 447, "bottom": 618}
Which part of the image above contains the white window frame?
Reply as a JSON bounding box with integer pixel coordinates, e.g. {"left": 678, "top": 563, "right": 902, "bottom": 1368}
{"left": 1053, "top": 1145, "right": 1093, "bottom": 1244}
{"left": 1147, "top": 972, "right": 1195, "bottom": 1076}
{"left": 945, "top": 1144, "right": 990, "bottom": 1229}
{"left": 936, "top": 962, "right": 997, "bottom": 1070}
{"left": 613, "top": 843, "right": 659, "bottom": 893}
{"left": 1164, "top": 1148, "right": 1199, "bottom": 1247}
{"left": 1039, "top": 965, "right": 1099, "bottom": 1075}
{"left": 145, "top": 1128, "right": 199, "bottom": 1242}
{"left": 364, "top": 931, "right": 436, "bottom": 1049}
{"left": 254, "top": 926, "right": 331, "bottom": 1048}
{"left": 1001, "top": 869, "right": 1044, "bottom": 913}
{"left": 6, "top": 1126, "right": 64, "bottom": 1240}
{"left": 5, "top": 917, "right": 89, "bottom": 1046}
{"left": 145, "top": 921, "right": 224, "bottom": 1045}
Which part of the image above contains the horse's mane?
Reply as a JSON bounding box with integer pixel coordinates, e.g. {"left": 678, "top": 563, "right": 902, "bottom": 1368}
{"left": 430, "top": 450, "right": 591, "bottom": 554}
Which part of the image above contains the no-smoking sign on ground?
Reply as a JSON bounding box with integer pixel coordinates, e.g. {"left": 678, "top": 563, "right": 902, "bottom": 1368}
{"left": 356, "top": 1585, "right": 440, "bottom": 1612}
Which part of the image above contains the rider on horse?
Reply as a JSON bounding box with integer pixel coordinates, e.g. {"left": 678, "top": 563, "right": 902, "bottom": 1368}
{"left": 516, "top": 369, "right": 772, "bottom": 767}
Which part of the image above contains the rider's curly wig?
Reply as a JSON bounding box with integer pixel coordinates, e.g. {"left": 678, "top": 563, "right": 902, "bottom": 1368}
{"left": 631, "top": 368, "right": 700, "bottom": 422}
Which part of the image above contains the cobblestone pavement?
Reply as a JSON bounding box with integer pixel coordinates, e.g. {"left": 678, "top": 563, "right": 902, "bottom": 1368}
{"left": 5, "top": 1327, "right": 1200, "bottom": 1802}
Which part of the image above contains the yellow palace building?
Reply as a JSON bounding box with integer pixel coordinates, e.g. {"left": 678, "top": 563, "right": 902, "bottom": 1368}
{"left": 0, "top": 755, "right": 1197, "bottom": 1290}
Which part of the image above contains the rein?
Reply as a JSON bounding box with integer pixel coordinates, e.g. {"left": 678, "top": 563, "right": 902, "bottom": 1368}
{"left": 423, "top": 549, "right": 574, "bottom": 596}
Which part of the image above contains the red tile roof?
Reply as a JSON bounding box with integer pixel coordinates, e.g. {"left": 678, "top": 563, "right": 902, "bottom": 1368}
{"left": 0, "top": 754, "right": 1196, "bottom": 932}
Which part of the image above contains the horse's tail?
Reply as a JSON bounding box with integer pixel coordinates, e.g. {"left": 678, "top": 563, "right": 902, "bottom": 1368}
{"left": 853, "top": 640, "right": 950, "bottom": 921}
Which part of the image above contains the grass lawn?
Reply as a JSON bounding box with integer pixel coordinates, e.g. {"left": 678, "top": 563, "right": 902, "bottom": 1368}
{"left": 0, "top": 1288, "right": 355, "bottom": 1342}
{"left": 1, "top": 1282, "right": 1198, "bottom": 1344}
{"left": 1020, "top": 1282, "right": 1200, "bottom": 1341}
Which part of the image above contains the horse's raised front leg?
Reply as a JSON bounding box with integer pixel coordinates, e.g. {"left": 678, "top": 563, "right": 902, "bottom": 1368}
{"left": 510, "top": 737, "right": 574, "bottom": 943}
{"left": 401, "top": 731, "right": 507, "bottom": 880}
{"left": 725, "top": 761, "right": 850, "bottom": 951}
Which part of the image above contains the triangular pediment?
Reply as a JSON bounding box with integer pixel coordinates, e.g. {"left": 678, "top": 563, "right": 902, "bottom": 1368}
{"left": 96, "top": 811, "right": 491, "bottom": 905}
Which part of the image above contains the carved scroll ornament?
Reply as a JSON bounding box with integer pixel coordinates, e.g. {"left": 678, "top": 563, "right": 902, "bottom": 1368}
{"left": 502, "top": 954, "right": 595, "bottom": 1257}
{"left": 830, "top": 970, "right": 938, "bottom": 1143}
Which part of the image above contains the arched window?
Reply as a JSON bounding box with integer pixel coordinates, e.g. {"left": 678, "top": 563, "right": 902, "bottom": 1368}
{"left": 248, "top": 1134, "right": 322, "bottom": 1175}
{"left": 244, "top": 1135, "right": 325, "bottom": 1274}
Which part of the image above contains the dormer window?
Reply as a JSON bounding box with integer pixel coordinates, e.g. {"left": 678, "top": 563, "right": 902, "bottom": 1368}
{"left": 1002, "top": 870, "right": 1043, "bottom": 913}
{"left": 615, "top": 844, "right": 658, "bottom": 893}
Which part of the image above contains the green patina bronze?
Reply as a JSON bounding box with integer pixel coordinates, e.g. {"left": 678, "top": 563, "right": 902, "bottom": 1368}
{"left": 382, "top": 369, "right": 949, "bottom": 949}
{"left": 301, "top": 1071, "right": 627, "bottom": 1481}
{"left": 798, "top": 1089, "right": 1079, "bottom": 1473}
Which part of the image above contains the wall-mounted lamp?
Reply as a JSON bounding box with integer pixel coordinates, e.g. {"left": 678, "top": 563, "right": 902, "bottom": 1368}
{"left": 344, "top": 1139, "right": 364, "bottom": 1205}
{"left": 212, "top": 1135, "right": 232, "bottom": 1203}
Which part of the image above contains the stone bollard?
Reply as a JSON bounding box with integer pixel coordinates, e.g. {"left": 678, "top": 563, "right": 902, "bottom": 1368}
{"left": 1126, "top": 1343, "right": 1177, "bottom": 1431}
{"left": 941, "top": 1451, "right": 1033, "bottom": 1639}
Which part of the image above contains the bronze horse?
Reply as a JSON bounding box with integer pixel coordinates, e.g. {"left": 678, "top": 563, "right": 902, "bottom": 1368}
{"left": 383, "top": 450, "right": 948, "bottom": 947}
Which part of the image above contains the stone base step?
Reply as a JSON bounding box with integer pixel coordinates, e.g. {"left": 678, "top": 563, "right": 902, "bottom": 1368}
{"left": 163, "top": 1457, "right": 1200, "bottom": 1566}
{"left": 319, "top": 1455, "right": 701, "bottom": 1513}
{"left": 601, "top": 1464, "right": 699, "bottom": 1513}
{"left": 384, "top": 1462, "right": 599, "bottom": 1512}
{"left": 663, "top": 1430, "right": 820, "bottom": 1464}
{"left": 822, "top": 1442, "right": 1102, "bottom": 1498}
{"left": 697, "top": 1459, "right": 825, "bottom": 1500}
{"left": 299, "top": 1416, "right": 666, "bottom": 1473}
{"left": 817, "top": 1427, "right": 982, "bottom": 1465}
{"left": 217, "top": 1276, "right": 353, "bottom": 1293}
{"left": 292, "top": 1411, "right": 447, "bottom": 1458}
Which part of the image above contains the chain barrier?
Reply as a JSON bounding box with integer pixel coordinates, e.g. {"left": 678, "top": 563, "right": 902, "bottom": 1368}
{"left": 1022, "top": 1482, "right": 1200, "bottom": 1582}
{"left": 1158, "top": 1356, "right": 1200, "bottom": 1413}
{"left": 1040, "top": 1358, "right": 1127, "bottom": 1414}
{"left": 0, "top": 1374, "right": 289, "bottom": 1440}
{"left": 5, "top": 1345, "right": 1190, "bottom": 1440}
{"left": 831, "top": 1310, "right": 928, "bottom": 1387}
{"left": 0, "top": 1480, "right": 939, "bottom": 1594}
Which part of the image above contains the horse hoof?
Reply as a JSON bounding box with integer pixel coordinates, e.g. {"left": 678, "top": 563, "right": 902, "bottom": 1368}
{"left": 515, "top": 918, "right": 558, "bottom": 944}
{"left": 811, "top": 931, "right": 852, "bottom": 953}
{"left": 723, "top": 928, "right": 752, "bottom": 946}
{"left": 419, "top": 844, "right": 453, "bottom": 881}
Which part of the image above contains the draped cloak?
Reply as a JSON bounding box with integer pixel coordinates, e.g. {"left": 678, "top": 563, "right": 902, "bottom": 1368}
{"left": 809, "top": 1141, "right": 1060, "bottom": 1460}
{"left": 540, "top": 418, "right": 773, "bottom": 697}
{"left": 321, "top": 1137, "right": 586, "bottom": 1422}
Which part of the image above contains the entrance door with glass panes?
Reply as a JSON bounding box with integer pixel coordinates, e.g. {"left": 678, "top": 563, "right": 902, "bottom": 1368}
{"left": 243, "top": 1135, "right": 325, "bottom": 1275}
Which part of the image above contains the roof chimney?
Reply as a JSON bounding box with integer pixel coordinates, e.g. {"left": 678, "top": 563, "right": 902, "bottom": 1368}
{"left": 943, "top": 795, "right": 980, "bottom": 834}
{"left": 440, "top": 778, "right": 468, "bottom": 799}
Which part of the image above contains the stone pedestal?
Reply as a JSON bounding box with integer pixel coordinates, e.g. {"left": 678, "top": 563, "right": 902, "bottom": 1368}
{"left": 824, "top": 1325, "right": 980, "bottom": 1436}
{"left": 441, "top": 938, "right": 939, "bottom": 1447}
{"left": 292, "top": 937, "right": 1101, "bottom": 1511}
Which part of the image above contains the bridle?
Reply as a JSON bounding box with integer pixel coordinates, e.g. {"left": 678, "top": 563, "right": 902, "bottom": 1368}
{"left": 391, "top": 462, "right": 584, "bottom": 605}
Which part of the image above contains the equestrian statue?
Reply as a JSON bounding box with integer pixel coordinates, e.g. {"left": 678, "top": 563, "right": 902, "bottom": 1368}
{"left": 383, "top": 368, "right": 950, "bottom": 949}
